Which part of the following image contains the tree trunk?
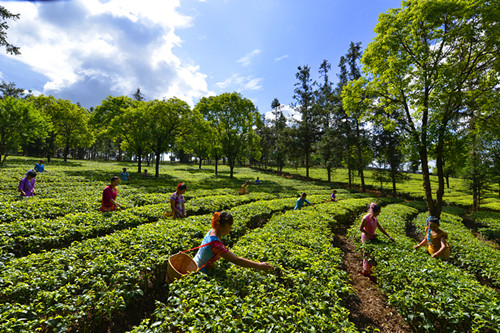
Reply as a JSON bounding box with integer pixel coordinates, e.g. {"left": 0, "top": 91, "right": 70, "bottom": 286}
{"left": 137, "top": 148, "right": 142, "bottom": 173}
{"left": 64, "top": 136, "right": 70, "bottom": 163}
{"left": 446, "top": 175, "right": 450, "bottom": 189}
{"left": 473, "top": 186, "right": 479, "bottom": 211}
{"left": 391, "top": 166, "right": 397, "bottom": 198}
{"left": 0, "top": 142, "right": 6, "bottom": 165}
{"left": 305, "top": 150, "right": 310, "bottom": 180}
{"left": 434, "top": 126, "right": 447, "bottom": 218}
{"left": 327, "top": 167, "right": 331, "bottom": 183}
{"left": 356, "top": 122, "right": 365, "bottom": 192}
{"left": 198, "top": 157, "right": 202, "bottom": 169}
{"left": 155, "top": 151, "right": 161, "bottom": 177}
{"left": 347, "top": 152, "right": 352, "bottom": 189}
{"left": 419, "top": 143, "right": 439, "bottom": 217}
{"left": 117, "top": 138, "right": 122, "bottom": 161}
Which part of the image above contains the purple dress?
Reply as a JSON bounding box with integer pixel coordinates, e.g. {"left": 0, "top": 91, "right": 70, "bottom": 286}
{"left": 19, "top": 177, "right": 36, "bottom": 196}
{"left": 170, "top": 192, "right": 185, "bottom": 218}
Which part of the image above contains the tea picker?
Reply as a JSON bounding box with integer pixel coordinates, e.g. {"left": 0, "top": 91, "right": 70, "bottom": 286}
{"left": 166, "top": 212, "right": 274, "bottom": 284}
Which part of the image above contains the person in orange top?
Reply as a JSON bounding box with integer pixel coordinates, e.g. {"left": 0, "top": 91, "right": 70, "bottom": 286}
{"left": 414, "top": 216, "right": 450, "bottom": 259}
{"left": 238, "top": 181, "right": 249, "bottom": 195}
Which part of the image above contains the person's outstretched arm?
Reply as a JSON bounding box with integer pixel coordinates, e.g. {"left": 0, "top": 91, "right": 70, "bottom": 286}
{"left": 222, "top": 251, "right": 273, "bottom": 271}
{"left": 414, "top": 238, "right": 427, "bottom": 249}
{"left": 376, "top": 222, "right": 394, "bottom": 242}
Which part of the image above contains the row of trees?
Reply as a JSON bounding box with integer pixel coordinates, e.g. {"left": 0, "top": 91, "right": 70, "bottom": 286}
{"left": 257, "top": 0, "right": 499, "bottom": 216}
{"left": 1, "top": 0, "right": 498, "bottom": 216}
{"left": 0, "top": 90, "right": 261, "bottom": 179}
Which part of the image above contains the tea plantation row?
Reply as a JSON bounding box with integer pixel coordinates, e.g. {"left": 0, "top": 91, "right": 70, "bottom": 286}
{"left": 131, "top": 198, "right": 383, "bottom": 333}
{"left": 348, "top": 205, "right": 500, "bottom": 332}
{"left": 0, "top": 193, "right": 351, "bottom": 332}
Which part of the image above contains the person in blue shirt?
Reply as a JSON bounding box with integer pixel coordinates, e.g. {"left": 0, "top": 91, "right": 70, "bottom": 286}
{"left": 294, "top": 192, "right": 316, "bottom": 210}
{"left": 34, "top": 160, "right": 47, "bottom": 173}
{"left": 255, "top": 177, "right": 261, "bottom": 185}
{"left": 120, "top": 168, "right": 130, "bottom": 181}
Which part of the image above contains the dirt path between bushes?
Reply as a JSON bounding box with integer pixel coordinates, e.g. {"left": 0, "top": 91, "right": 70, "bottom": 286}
{"left": 332, "top": 225, "right": 411, "bottom": 333}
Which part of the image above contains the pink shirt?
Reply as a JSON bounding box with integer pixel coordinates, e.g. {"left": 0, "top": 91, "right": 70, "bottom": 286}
{"left": 361, "top": 213, "right": 378, "bottom": 243}
{"left": 101, "top": 185, "right": 117, "bottom": 210}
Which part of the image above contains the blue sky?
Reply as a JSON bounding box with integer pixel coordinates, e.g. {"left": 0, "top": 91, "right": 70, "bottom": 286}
{"left": 1, "top": 0, "right": 402, "bottom": 118}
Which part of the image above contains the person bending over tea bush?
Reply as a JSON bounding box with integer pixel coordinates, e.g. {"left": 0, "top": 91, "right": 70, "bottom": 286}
{"left": 414, "top": 216, "right": 450, "bottom": 259}
{"left": 294, "top": 192, "right": 316, "bottom": 210}
{"left": 238, "top": 181, "right": 249, "bottom": 195}
{"left": 19, "top": 170, "right": 37, "bottom": 197}
{"left": 194, "top": 212, "right": 274, "bottom": 273}
{"left": 359, "top": 203, "right": 394, "bottom": 282}
{"left": 100, "top": 176, "right": 121, "bottom": 212}
{"left": 34, "top": 159, "right": 48, "bottom": 173}
{"left": 170, "top": 183, "right": 187, "bottom": 219}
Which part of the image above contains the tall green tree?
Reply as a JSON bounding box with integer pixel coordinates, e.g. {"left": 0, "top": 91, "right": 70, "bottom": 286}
{"left": 90, "top": 95, "right": 135, "bottom": 161}
{"left": 197, "top": 92, "right": 261, "bottom": 178}
{"left": 0, "top": 97, "right": 47, "bottom": 164}
{"left": 270, "top": 98, "right": 288, "bottom": 173}
{"left": 336, "top": 56, "right": 357, "bottom": 187}
{"left": 143, "top": 97, "right": 192, "bottom": 177}
{"left": 0, "top": 6, "right": 20, "bottom": 55}
{"left": 343, "top": 0, "right": 500, "bottom": 217}
{"left": 372, "top": 118, "right": 405, "bottom": 197}
{"left": 0, "top": 81, "right": 31, "bottom": 99}
{"left": 194, "top": 96, "right": 223, "bottom": 175}
{"left": 315, "top": 60, "right": 342, "bottom": 183}
{"left": 177, "top": 109, "right": 213, "bottom": 169}
{"left": 344, "top": 42, "right": 370, "bottom": 192}
{"left": 58, "top": 101, "right": 94, "bottom": 162}
{"left": 293, "top": 65, "right": 321, "bottom": 180}
{"left": 30, "top": 96, "right": 93, "bottom": 162}
{"left": 112, "top": 101, "right": 151, "bottom": 173}
{"left": 255, "top": 114, "right": 273, "bottom": 169}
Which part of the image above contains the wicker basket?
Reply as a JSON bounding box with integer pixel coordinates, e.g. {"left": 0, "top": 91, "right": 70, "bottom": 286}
{"left": 166, "top": 252, "right": 198, "bottom": 284}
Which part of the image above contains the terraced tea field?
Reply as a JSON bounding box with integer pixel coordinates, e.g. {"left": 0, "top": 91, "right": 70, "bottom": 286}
{"left": 0, "top": 158, "right": 498, "bottom": 332}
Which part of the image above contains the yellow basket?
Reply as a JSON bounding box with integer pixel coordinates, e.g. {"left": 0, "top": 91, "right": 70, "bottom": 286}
{"left": 166, "top": 252, "right": 198, "bottom": 284}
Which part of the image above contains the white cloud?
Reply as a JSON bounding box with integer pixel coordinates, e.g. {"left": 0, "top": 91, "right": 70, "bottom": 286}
{"left": 216, "top": 74, "right": 263, "bottom": 92}
{"left": 2, "top": 0, "right": 209, "bottom": 108}
{"left": 236, "top": 49, "right": 261, "bottom": 66}
{"left": 264, "top": 104, "right": 300, "bottom": 123}
{"left": 274, "top": 54, "right": 289, "bottom": 62}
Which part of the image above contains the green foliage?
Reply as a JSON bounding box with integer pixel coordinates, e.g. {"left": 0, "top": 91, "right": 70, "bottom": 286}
{"left": 29, "top": 95, "right": 94, "bottom": 161}
{"left": 0, "top": 97, "right": 48, "bottom": 164}
{"left": 195, "top": 92, "right": 261, "bottom": 178}
{"left": 470, "top": 211, "right": 500, "bottom": 242}
{"left": 343, "top": 0, "right": 500, "bottom": 217}
{"left": 131, "top": 198, "right": 378, "bottom": 333}
{"left": 348, "top": 204, "right": 500, "bottom": 332}
{"left": 0, "top": 5, "right": 20, "bottom": 55}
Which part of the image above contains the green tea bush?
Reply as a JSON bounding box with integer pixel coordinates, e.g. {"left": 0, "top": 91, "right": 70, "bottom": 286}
{"left": 130, "top": 198, "right": 376, "bottom": 333}
{"left": 349, "top": 204, "right": 500, "bottom": 332}
{"left": 412, "top": 212, "right": 500, "bottom": 288}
